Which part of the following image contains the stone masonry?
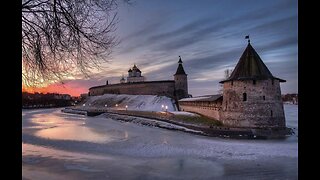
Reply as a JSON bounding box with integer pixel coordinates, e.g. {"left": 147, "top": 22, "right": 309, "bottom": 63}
{"left": 89, "top": 81, "right": 176, "bottom": 98}
{"left": 220, "top": 79, "right": 285, "bottom": 128}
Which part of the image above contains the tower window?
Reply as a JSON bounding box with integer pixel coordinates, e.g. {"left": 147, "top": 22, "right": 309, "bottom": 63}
{"left": 263, "top": 96, "right": 265, "bottom": 100}
{"left": 272, "top": 79, "right": 274, "bottom": 85}
{"left": 253, "top": 80, "right": 256, "bottom": 85}
{"left": 231, "top": 81, "right": 233, "bottom": 86}
{"left": 271, "top": 110, "right": 273, "bottom": 117}
{"left": 243, "top": 93, "right": 247, "bottom": 101}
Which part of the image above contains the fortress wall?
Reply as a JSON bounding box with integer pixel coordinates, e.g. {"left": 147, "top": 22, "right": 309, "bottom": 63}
{"left": 179, "top": 100, "right": 222, "bottom": 120}
{"left": 220, "top": 79, "right": 285, "bottom": 128}
{"left": 89, "top": 81, "right": 176, "bottom": 98}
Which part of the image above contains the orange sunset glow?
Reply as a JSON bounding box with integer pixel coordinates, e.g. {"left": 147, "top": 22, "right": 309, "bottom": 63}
{"left": 22, "top": 84, "right": 87, "bottom": 97}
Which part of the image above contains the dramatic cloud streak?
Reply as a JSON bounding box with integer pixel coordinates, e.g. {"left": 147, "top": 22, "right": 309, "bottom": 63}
{"left": 26, "top": 0, "right": 297, "bottom": 96}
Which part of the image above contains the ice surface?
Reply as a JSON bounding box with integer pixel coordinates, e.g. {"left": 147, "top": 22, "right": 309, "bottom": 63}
{"left": 22, "top": 105, "right": 298, "bottom": 179}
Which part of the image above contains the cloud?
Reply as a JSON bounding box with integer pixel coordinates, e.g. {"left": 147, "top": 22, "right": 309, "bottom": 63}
{"left": 148, "top": 17, "right": 215, "bottom": 42}
{"left": 116, "top": 0, "right": 297, "bottom": 60}
{"left": 32, "top": 0, "right": 297, "bottom": 96}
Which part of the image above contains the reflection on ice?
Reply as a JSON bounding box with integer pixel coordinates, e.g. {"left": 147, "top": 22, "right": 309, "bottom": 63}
{"left": 22, "top": 105, "right": 298, "bottom": 179}
{"left": 35, "top": 126, "right": 129, "bottom": 143}
{"left": 26, "top": 108, "right": 129, "bottom": 143}
{"left": 35, "top": 126, "right": 113, "bottom": 143}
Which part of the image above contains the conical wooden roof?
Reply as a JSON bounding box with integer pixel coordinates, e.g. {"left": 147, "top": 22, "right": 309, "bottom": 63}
{"left": 220, "top": 43, "right": 285, "bottom": 83}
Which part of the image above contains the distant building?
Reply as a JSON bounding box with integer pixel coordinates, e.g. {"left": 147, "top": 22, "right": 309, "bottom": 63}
{"left": 282, "top": 93, "right": 298, "bottom": 104}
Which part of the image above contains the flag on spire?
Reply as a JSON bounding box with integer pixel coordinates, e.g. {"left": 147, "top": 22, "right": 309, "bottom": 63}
{"left": 245, "top": 35, "right": 250, "bottom": 43}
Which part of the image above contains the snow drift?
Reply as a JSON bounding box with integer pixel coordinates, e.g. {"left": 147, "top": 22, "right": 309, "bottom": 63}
{"left": 80, "top": 94, "right": 177, "bottom": 112}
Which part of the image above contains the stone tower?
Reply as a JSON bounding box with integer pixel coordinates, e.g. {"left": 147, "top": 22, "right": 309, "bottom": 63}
{"left": 219, "top": 41, "right": 286, "bottom": 128}
{"left": 174, "top": 56, "right": 188, "bottom": 99}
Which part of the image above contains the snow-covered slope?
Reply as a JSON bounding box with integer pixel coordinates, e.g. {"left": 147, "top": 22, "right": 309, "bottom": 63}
{"left": 81, "top": 94, "right": 177, "bottom": 111}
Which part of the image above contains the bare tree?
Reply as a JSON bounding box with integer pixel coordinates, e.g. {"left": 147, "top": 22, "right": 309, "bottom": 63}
{"left": 218, "top": 68, "right": 233, "bottom": 94}
{"left": 224, "top": 69, "right": 232, "bottom": 79}
{"left": 22, "top": 0, "right": 129, "bottom": 87}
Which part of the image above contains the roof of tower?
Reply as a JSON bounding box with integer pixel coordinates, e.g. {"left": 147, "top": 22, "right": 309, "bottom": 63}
{"left": 174, "top": 56, "right": 187, "bottom": 75}
{"left": 178, "top": 56, "right": 183, "bottom": 63}
{"left": 220, "top": 43, "right": 285, "bottom": 83}
{"left": 128, "top": 69, "right": 132, "bottom": 72}
{"left": 132, "top": 64, "right": 141, "bottom": 72}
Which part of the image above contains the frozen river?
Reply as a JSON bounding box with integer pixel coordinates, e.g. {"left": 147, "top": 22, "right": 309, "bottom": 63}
{"left": 22, "top": 104, "right": 298, "bottom": 180}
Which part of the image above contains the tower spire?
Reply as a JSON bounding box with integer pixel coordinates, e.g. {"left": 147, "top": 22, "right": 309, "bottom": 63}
{"left": 178, "top": 56, "right": 183, "bottom": 64}
{"left": 175, "top": 56, "right": 186, "bottom": 75}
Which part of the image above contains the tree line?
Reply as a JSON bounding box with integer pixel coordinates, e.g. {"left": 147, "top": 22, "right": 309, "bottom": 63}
{"left": 22, "top": 92, "right": 78, "bottom": 108}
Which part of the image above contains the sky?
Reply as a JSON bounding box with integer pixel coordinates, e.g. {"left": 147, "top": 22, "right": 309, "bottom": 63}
{"left": 23, "top": 0, "right": 298, "bottom": 97}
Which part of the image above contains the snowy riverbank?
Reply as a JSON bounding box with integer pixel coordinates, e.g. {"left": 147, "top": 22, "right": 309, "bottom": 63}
{"left": 62, "top": 106, "right": 293, "bottom": 139}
